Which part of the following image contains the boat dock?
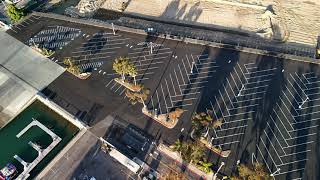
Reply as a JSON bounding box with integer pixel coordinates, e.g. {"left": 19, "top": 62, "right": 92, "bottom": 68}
{"left": 14, "top": 118, "right": 61, "bottom": 180}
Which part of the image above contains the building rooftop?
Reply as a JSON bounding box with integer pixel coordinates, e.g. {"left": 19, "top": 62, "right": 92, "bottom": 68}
{"left": 0, "top": 31, "right": 64, "bottom": 127}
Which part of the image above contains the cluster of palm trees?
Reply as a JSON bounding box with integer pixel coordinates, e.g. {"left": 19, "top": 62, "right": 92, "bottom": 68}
{"left": 231, "top": 162, "right": 271, "bottom": 180}
{"left": 125, "top": 87, "right": 150, "bottom": 106}
{"left": 31, "top": 44, "right": 55, "bottom": 58}
{"left": 113, "top": 57, "right": 138, "bottom": 85}
{"left": 160, "top": 170, "right": 187, "bottom": 180}
{"left": 63, "top": 58, "right": 81, "bottom": 76}
{"left": 191, "top": 111, "right": 222, "bottom": 140}
{"left": 170, "top": 140, "right": 213, "bottom": 173}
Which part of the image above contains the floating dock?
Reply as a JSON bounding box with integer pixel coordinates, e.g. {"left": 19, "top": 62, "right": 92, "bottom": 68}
{"left": 14, "top": 118, "right": 61, "bottom": 180}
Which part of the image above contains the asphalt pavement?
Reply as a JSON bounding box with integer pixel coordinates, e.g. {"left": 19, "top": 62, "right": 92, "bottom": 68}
{"left": 6, "top": 15, "right": 320, "bottom": 180}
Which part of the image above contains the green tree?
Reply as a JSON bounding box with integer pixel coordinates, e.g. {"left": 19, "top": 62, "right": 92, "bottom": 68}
{"left": 197, "top": 160, "right": 213, "bottom": 173}
{"left": 233, "top": 163, "right": 271, "bottom": 180}
{"left": 189, "top": 141, "right": 205, "bottom": 164}
{"left": 168, "top": 108, "right": 184, "bottom": 121}
{"left": 125, "top": 87, "right": 150, "bottom": 106}
{"left": 212, "top": 118, "right": 223, "bottom": 129}
{"left": 160, "top": 170, "right": 187, "bottom": 180}
{"left": 191, "top": 112, "right": 213, "bottom": 138}
{"left": 63, "top": 58, "right": 80, "bottom": 75}
{"left": 113, "top": 57, "right": 136, "bottom": 82}
{"left": 127, "top": 63, "right": 138, "bottom": 85}
{"left": 170, "top": 139, "right": 183, "bottom": 152}
{"left": 6, "top": 4, "right": 25, "bottom": 23}
{"left": 173, "top": 140, "right": 206, "bottom": 164}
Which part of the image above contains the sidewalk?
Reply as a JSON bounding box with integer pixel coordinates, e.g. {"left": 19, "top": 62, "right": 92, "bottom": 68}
{"left": 100, "top": 0, "right": 320, "bottom": 46}
{"left": 102, "top": 0, "right": 272, "bottom": 38}
{"left": 156, "top": 143, "right": 213, "bottom": 180}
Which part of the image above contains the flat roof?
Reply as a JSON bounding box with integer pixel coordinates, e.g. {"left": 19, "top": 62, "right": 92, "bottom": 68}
{"left": 0, "top": 31, "right": 65, "bottom": 91}
{"left": 0, "top": 31, "right": 64, "bottom": 127}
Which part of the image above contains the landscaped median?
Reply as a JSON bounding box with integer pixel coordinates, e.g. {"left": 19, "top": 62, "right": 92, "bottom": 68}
{"left": 142, "top": 107, "right": 184, "bottom": 129}
{"left": 114, "top": 78, "right": 142, "bottom": 92}
{"left": 63, "top": 58, "right": 92, "bottom": 79}
{"left": 158, "top": 143, "right": 214, "bottom": 179}
{"left": 111, "top": 56, "right": 184, "bottom": 128}
{"left": 199, "top": 137, "right": 231, "bottom": 158}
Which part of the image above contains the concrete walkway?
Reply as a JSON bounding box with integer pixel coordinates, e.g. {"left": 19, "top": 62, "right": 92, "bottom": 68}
{"left": 102, "top": 0, "right": 270, "bottom": 35}
{"left": 157, "top": 143, "right": 213, "bottom": 179}
{"left": 101, "top": 0, "right": 319, "bottom": 46}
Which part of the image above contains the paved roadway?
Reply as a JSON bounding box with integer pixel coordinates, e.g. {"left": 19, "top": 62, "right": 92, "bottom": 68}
{"left": 6, "top": 15, "right": 320, "bottom": 180}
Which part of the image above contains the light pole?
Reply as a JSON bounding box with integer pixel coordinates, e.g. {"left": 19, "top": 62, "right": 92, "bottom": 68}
{"left": 213, "top": 162, "right": 225, "bottom": 180}
{"left": 270, "top": 168, "right": 280, "bottom": 177}
{"left": 150, "top": 42, "right": 154, "bottom": 54}
{"left": 111, "top": 23, "right": 115, "bottom": 35}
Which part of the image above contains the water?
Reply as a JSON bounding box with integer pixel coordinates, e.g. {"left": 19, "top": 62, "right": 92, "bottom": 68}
{"left": 0, "top": 100, "right": 79, "bottom": 179}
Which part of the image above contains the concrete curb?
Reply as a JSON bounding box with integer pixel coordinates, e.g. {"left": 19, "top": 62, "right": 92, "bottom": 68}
{"left": 32, "top": 12, "right": 319, "bottom": 64}
{"left": 35, "top": 128, "right": 87, "bottom": 179}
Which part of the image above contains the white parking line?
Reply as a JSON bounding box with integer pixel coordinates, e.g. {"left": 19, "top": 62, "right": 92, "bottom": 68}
{"left": 260, "top": 137, "right": 279, "bottom": 166}
{"left": 256, "top": 145, "right": 273, "bottom": 174}
{"left": 263, "top": 130, "right": 284, "bottom": 164}
{"left": 155, "top": 90, "right": 162, "bottom": 114}
{"left": 160, "top": 84, "right": 169, "bottom": 112}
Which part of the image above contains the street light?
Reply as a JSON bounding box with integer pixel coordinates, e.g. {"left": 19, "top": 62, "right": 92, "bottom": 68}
{"left": 213, "top": 161, "right": 225, "bottom": 180}
{"left": 111, "top": 23, "right": 115, "bottom": 35}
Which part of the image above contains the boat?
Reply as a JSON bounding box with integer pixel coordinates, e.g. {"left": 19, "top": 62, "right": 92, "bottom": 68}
{"left": 0, "top": 163, "right": 18, "bottom": 180}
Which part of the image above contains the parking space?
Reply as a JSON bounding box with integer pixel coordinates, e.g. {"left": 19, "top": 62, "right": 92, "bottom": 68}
{"left": 69, "top": 32, "right": 129, "bottom": 72}
{"left": 254, "top": 72, "right": 320, "bottom": 180}
{"left": 104, "top": 41, "right": 172, "bottom": 96}
{"left": 204, "top": 62, "right": 278, "bottom": 149}
{"left": 27, "top": 25, "right": 81, "bottom": 50}
{"left": 7, "top": 15, "right": 320, "bottom": 179}
{"left": 146, "top": 52, "right": 219, "bottom": 114}
{"left": 9, "top": 15, "right": 42, "bottom": 34}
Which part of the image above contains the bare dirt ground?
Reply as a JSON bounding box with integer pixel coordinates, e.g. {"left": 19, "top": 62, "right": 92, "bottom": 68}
{"left": 100, "top": 0, "right": 320, "bottom": 47}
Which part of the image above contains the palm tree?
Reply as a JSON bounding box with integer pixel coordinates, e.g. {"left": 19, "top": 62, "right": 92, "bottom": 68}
{"left": 212, "top": 118, "right": 223, "bottom": 129}
{"left": 127, "top": 64, "right": 138, "bottom": 85}
{"left": 170, "top": 139, "right": 183, "bottom": 152}
{"left": 113, "top": 57, "right": 130, "bottom": 81}
{"left": 189, "top": 141, "right": 205, "bottom": 164}
{"left": 63, "top": 58, "right": 80, "bottom": 75}
{"left": 234, "top": 163, "right": 271, "bottom": 180}
{"left": 125, "top": 88, "right": 150, "bottom": 106}
{"left": 168, "top": 108, "right": 185, "bottom": 121}
{"left": 191, "top": 112, "right": 213, "bottom": 138}
{"left": 160, "top": 170, "right": 187, "bottom": 180}
{"left": 197, "top": 160, "right": 213, "bottom": 173}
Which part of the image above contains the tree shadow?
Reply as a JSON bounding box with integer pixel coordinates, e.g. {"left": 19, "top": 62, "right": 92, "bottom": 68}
{"left": 160, "top": 0, "right": 202, "bottom": 23}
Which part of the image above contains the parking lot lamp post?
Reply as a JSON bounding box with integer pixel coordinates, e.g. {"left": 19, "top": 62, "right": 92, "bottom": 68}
{"left": 190, "top": 62, "right": 195, "bottom": 73}
{"left": 150, "top": 42, "right": 153, "bottom": 54}
{"left": 237, "top": 85, "right": 245, "bottom": 97}
{"left": 111, "top": 23, "right": 115, "bottom": 35}
{"left": 270, "top": 168, "right": 281, "bottom": 177}
{"left": 154, "top": 108, "right": 158, "bottom": 118}
{"left": 299, "top": 96, "right": 309, "bottom": 109}
{"left": 213, "top": 162, "right": 225, "bottom": 180}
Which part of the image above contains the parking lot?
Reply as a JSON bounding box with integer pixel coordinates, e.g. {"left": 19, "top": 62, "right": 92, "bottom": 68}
{"left": 6, "top": 15, "right": 320, "bottom": 179}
